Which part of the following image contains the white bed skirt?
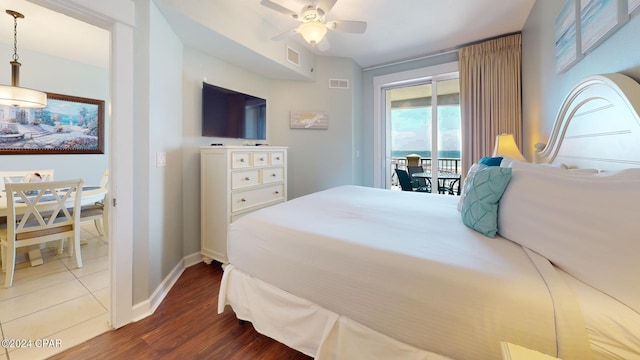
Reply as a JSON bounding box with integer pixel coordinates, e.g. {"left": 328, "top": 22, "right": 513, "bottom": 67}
{"left": 218, "top": 264, "right": 452, "bottom": 360}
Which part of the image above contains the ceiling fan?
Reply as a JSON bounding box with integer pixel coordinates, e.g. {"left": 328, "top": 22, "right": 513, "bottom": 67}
{"left": 260, "top": 0, "right": 367, "bottom": 51}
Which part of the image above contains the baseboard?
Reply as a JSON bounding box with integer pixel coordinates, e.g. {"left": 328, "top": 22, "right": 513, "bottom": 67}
{"left": 183, "top": 251, "right": 203, "bottom": 268}
{"left": 131, "top": 251, "right": 202, "bottom": 322}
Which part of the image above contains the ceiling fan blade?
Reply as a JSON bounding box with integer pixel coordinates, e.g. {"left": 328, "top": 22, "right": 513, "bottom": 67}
{"left": 260, "top": 0, "right": 299, "bottom": 20}
{"left": 316, "top": 37, "right": 330, "bottom": 51}
{"left": 271, "top": 28, "right": 295, "bottom": 41}
{"left": 316, "top": 0, "right": 337, "bottom": 15}
{"left": 326, "top": 20, "right": 367, "bottom": 34}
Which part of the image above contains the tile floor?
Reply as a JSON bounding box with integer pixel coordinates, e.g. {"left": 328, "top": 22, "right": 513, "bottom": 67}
{"left": 0, "top": 222, "right": 111, "bottom": 360}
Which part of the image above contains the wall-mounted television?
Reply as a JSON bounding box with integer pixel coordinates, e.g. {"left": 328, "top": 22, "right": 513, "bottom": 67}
{"left": 201, "top": 82, "right": 267, "bottom": 140}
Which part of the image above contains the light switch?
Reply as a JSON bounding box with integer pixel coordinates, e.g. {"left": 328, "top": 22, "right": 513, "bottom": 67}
{"left": 156, "top": 151, "right": 166, "bottom": 167}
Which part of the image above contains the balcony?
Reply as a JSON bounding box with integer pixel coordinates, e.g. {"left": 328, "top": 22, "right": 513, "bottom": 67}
{"left": 391, "top": 157, "right": 462, "bottom": 194}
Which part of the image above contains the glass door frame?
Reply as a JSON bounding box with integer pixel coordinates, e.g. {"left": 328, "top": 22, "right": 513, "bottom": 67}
{"left": 372, "top": 62, "right": 459, "bottom": 189}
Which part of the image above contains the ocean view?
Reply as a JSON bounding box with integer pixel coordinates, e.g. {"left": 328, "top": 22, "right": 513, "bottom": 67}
{"left": 392, "top": 150, "right": 461, "bottom": 159}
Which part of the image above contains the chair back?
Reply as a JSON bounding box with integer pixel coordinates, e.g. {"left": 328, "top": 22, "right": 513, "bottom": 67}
{"left": 98, "top": 169, "right": 109, "bottom": 189}
{"left": 5, "top": 179, "right": 83, "bottom": 243}
{"left": 395, "top": 169, "right": 414, "bottom": 191}
{"left": 0, "top": 169, "right": 55, "bottom": 192}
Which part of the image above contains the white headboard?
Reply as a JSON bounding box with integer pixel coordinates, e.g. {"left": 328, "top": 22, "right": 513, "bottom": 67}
{"left": 535, "top": 73, "right": 640, "bottom": 171}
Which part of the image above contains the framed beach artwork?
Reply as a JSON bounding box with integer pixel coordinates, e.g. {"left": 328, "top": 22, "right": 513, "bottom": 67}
{"left": 0, "top": 92, "right": 105, "bottom": 154}
{"left": 580, "top": 0, "right": 627, "bottom": 55}
{"left": 290, "top": 111, "right": 329, "bottom": 129}
{"left": 555, "top": 0, "right": 581, "bottom": 73}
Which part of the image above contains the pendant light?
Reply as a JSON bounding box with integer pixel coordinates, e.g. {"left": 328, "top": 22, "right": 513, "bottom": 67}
{"left": 0, "top": 10, "right": 47, "bottom": 108}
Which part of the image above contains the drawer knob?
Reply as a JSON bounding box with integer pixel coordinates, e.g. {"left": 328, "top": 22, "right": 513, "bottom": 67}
{"left": 274, "top": 191, "right": 280, "bottom": 195}
{"left": 239, "top": 158, "right": 245, "bottom": 162}
{"left": 259, "top": 157, "right": 265, "bottom": 161}
{"left": 275, "top": 157, "right": 281, "bottom": 160}
{"left": 244, "top": 177, "right": 251, "bottom": 181}
{"left": 241, "top": 198, "right": 247, "bottom": 202}
{"left": 271, "top": 173, "right": 276, "bottom": 177}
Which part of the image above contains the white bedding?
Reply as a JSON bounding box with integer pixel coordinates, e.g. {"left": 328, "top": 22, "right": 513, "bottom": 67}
{"left": 218, "top": 185, "right": 589, "bottom": 359}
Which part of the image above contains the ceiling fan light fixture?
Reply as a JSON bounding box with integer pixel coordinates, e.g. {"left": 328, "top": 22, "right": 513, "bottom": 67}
{"left": 0, "top": 10, "right": 47, "bottom": 108}
{"left": 297, "top": 22, "right": 327, "bottom": 45}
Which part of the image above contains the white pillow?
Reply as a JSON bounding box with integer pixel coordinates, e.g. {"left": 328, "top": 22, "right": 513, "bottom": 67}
{"left": 498, "top": 167, "right": 640, "bottom": 314}
{"left": 505, "top": 159, "right": 598, "bottom": 174}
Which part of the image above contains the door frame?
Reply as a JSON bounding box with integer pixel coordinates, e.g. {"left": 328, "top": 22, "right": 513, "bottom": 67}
{"left": 34, "top": 0, "right": 136, "bottom": 328}
{"left": 372, "top": 62, "right": 458, "bottom": 188}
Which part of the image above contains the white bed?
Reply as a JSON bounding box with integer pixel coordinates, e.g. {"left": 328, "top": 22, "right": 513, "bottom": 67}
{"left": 217, "top": 73, "right": 640, "bottom": 360}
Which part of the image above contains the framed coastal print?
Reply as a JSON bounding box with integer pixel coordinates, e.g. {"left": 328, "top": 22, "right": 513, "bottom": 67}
{"left": 290, "top": 111, "right": 329, "bottom": 129}
{"left": 580, "top": 0, "right": 627, "bottom": 54}
{"left": 0, "top": 92, "right": 105, "bottom": 154}
{"left": 556, "top": 0, "right": 581, "bottom": 73}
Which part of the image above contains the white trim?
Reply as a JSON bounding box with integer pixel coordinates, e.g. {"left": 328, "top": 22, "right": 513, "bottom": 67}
{"left": 372, "top": 62, "right": 458, "bottom": 188}
{"left": 132, "top": 253, "right": 204, "bottom": 321}
{"left": 109, "top": 20, "right": 135, "bottom": 329}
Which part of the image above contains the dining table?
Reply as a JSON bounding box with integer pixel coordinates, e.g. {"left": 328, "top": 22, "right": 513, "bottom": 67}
{"left": 0, "top": 185, "right": 107, "bottom": 266}
{"left": 411, "top": 171, "right": 461, "bottom": 195}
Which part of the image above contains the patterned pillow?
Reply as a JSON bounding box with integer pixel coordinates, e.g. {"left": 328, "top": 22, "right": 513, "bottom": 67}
{"left": 457, "top": 163, "right": 482, "bottom": 211}
{"left": 460, "top": 166, "right": 512, "bottom": 237}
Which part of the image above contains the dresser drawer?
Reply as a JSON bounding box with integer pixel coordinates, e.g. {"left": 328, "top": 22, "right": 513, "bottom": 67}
{"left": 231, "top": 184, "right": 285, "bottom": 212}
{"left": 253, "top": 152, "right": 269, "bottom": 167}
{"left": 231, "top": 152, "right": 251, "bottom": 169}
{"left": 270, "top": 151, "right": 285, "bottom": 165}
{"left": 262, "top": 167, "right": 284, "bottom": 184}
{"left": 231, "top": 170, "right": 260, "bottom": 189}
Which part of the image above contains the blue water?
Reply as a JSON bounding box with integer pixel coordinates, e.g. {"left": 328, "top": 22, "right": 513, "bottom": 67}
{"left": 392, "top": 150, "right": 460, "bottom": 159}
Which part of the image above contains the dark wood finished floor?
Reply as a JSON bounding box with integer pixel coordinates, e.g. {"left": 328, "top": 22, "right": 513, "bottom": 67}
{"left": 50, "top": 262, "right": 312, "bottom": 359}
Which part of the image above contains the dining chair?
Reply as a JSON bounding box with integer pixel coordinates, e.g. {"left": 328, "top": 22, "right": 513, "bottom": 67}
{"left": 80, "top": 169, "right": 109, "bottom": 237}
{"left": 0, "top": 169, "right": 55, "bottom": 192}
{"left": 0, "top": 179, "right": 84, "bottom": 287}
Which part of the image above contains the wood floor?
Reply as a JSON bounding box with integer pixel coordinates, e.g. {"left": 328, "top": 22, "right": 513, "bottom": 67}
{"left": 50, "top": 262, "right": 312, "bottom": 359}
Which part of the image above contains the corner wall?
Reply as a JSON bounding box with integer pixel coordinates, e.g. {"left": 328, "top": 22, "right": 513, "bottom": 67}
{"left": 133, "top": 0, "right": 185, "bottom": 303}
{"left": 270, "top": 56, "right": 363, "bottom": 200}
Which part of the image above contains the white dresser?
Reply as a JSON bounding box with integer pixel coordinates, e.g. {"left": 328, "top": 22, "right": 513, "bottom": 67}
{"left": 200, "top": 146, "right": 287, "bottom": 264}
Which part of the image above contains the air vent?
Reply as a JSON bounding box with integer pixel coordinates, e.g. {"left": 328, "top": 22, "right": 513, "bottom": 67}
{"left": 287, "top": 46, "right": 300, "bottom": 66}
{"left": 329, "top": 78, "right": 349, "bottom": 89}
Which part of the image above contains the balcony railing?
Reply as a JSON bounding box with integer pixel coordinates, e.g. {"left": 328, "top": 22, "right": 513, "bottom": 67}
{"left": 391, "top": 157, "right": 462, "bottom": 192}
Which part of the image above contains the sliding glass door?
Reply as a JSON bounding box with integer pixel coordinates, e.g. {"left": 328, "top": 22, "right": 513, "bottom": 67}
{"left": 383, "top": 73, "right": 461, "bottom": 190}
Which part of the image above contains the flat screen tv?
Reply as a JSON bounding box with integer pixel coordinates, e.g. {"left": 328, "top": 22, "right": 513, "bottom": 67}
{"left": 201, "top": 82, "right": 267, "bottom": 140}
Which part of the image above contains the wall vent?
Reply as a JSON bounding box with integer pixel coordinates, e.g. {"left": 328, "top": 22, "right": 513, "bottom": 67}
{"left": 329, "top": 78, "right": 349, "bottom": 89}
{"left": 287, "top": 46, "right": 300, "bottom": 66}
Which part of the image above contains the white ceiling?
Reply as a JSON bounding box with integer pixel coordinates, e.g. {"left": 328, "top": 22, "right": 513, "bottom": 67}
{"left": 0, "top": 0, "right": 535, "bottom": 71}
{"left": 250, "top": 0, "right": 536, "bottom": 68}
{"left": 0, "top": 0, "right": 109, "bottom": 69}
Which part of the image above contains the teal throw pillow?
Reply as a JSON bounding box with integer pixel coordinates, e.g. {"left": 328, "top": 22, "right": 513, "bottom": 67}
{"left": 479, "top": 156, "right": 503, "bottom": 166}
{"left": 461, "top": 166, "right": 512, "bottom": 237}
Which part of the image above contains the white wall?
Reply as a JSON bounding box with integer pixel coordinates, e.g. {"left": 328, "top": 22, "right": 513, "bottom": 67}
{"left": 149, "top": 1, "right": 185, "bottom": 297}
{"left": 270, "top": 56, "right": 362, "bottom": 199}
{"left": 522, "top": 0, "right": 640, "bottom": 159}
{"left": 132, "top": 0, "right": 184, "bottom": 303}
{"left": 0, "top": 45, "right": 109, "bottom": 185}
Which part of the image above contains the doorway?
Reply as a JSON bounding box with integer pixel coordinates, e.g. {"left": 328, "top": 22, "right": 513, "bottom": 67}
{"left": 373, "top": 62, "right": 461, "bottom": 189}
